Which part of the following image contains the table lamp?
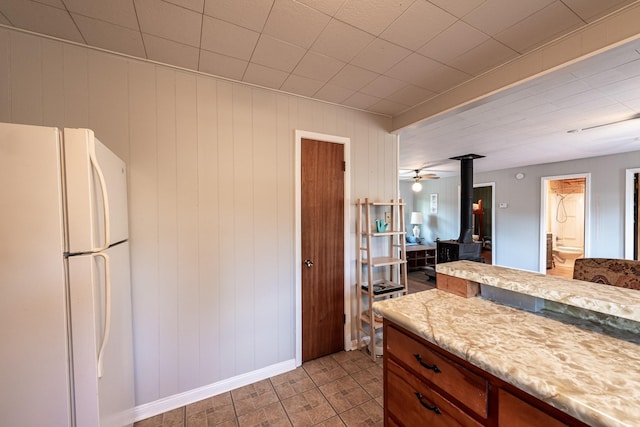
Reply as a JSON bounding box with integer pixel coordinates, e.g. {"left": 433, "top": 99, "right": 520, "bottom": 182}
{"left": 410, "top": 212, "right": 423, "bottom": 239}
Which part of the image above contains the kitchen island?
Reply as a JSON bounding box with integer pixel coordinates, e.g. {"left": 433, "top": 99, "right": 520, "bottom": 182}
{"left": 373, "top": 261, "right": 640, "bottom": 427}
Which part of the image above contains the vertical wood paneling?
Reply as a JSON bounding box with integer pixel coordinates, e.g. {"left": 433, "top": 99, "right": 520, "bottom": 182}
{"left": 216, "top": 81, "right": 237, "bottom": 377}
{"left": 0, "top": 29, "right": 10, "bottom": 122}
{"left": 41, "top": 40, "right": 64, "bottom": 128}
{"left": 0, "top": 29, "right": 398, "bottom": 405}
{"left": 10, "top": 33, "right": 42, "bottom": 124}
{"left": 175, "top": 71, "right": 200, "bottom": 390}
{"left": 252, "top": 89, "right": 279, "bottom": 366}
{"left": 156, "top": 67, "right": 179, "bottom": 396}
{"left": 276, "top": 94, "right": 294, "bottom": 360}
{"left": 88, "top": 52, "right": 129, "bottom": 162}
{"left": 232, "top": 84, "right": 255, "bottom": 373}
{"left": 128, "top": 60, "right": 160, "bottom": 402}
{"left": 196, "top": 75, "right": 220, "bottom": 382}
{"left": 62, "top": 44, "right": 89, "bottom": 128}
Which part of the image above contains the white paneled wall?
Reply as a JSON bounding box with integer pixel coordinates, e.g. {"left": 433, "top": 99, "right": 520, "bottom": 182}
{"left": 0, "top": 28, "right": 398, "bottom": 408}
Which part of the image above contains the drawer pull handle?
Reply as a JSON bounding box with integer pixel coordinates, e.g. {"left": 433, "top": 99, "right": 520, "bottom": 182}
{"left": 414, "top": 354, "right": 441, "bottom": 373}
{"left": 415, "top": 392, "right": 442, "bottom": 414}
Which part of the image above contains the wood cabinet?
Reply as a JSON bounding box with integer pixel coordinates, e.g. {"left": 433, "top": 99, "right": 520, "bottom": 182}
{"left": 383, "top": 320, "right": 587, "bottom": 427}
{"left": 404, "top": 245, "right": 436, "bottom": 272}
{"left": 356, "top": 199, "right": 407, "bottom": 361}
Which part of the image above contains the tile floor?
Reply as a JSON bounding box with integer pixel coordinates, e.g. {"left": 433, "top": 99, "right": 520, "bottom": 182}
{"left": 134, "top": 349, "right": 383, "bottom": 427}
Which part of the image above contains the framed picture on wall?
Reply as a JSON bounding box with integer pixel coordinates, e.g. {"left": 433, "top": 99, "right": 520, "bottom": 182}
{"left": 430, "top": 193, "right": 438, "bottom": 214}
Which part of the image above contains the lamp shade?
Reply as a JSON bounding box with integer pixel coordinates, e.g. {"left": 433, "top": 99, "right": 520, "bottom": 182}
{"left": 410, "top": 212, "right": 423, "bottom": 225}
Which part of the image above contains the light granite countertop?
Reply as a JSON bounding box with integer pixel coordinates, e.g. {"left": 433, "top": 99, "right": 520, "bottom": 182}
{"left": 373, "top": 289, "right": 640, "bottom": 427}
{"left": 436, "top": 261, "right": 640, "bottom": 322}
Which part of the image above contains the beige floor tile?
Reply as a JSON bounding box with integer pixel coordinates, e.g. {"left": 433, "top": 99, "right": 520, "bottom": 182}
{"left": 330, "top": 350, "right": 376, "bottom": 373}
{"left": 318, "top": 376, "right": 371, "bottom": 414}
{"left": 186, "top": 410, "right": 207, "bottom": 427}
{"left": 163, "top": 407, "right": 186, "bottom": 426}
{"left": 339, "top": 400, "right": 383, "bottom": 427}
{"left": 314, "top": 415, "right": 346, "bottom": 426}
{"left": 237, "top": 401, "right": 292, "bottom": 427}
{"left": 303, "top": 356, "right": 348, "bottom": 386}
{"left": 350, "top": 365, "right": 383, "bottom": 399}
{"left": 134, "top": 414, "right": 163, "bottom": 427}
{"left": 281, "top": 388, "right": 337, "bottom": 426}
{"left": 232, "top": 379, "right": 280, "bottom": 417}
{"left": 270, "top": 367, "right": 316, "bottom": 400}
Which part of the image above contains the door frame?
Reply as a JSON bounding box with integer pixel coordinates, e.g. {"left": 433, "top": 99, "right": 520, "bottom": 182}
{"left": 295, "top": 130, "right": 351, "bottom": 366}
{"left": 539, "top": 173, "right": 591, "bottom": 273}
{"left": 624, "top": 167, "right": 640, "bottom": 259}
{"left": 473, "top": 182, "right": 496, "bottom": 265}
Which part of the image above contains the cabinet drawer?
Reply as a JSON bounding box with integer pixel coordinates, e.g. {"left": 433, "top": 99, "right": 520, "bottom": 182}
{"left": 386, "top": 325, "right": 488, "bottom": 418}
{"left": 387, "top": 360, "right": 483, "bottom": 427}
{"left": 498, "top": 390, "right": 568, "bottom": 427}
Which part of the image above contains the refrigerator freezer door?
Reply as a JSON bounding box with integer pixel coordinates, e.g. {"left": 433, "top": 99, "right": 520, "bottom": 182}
{"left": 68, "top": 242, "right": 135, "bottom": 427}
{"left": 0, "top": 122, "right": 72, "bottom": 426}
{"left": 64, "top": 128, "right": 129, "bottom": 253}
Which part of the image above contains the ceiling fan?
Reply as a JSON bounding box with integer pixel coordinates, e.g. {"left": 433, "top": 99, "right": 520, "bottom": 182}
{"left": 410, "top": 169, "right": 439, "bottom": 192}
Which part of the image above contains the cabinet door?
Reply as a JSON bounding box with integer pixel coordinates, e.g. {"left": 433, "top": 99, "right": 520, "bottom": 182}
{"left": 387, "top": 361, "right": 483, "bottom": 427}
{"left": 386, "top": 325, "right": 488, "bottom": 417}
{"left": 498, "top": 390, "right": 568, "bottom": 427}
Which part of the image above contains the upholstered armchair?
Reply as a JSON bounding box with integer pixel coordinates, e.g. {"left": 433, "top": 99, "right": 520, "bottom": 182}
{"left": 572, "top": 258, "right": 640, "bottom": 290}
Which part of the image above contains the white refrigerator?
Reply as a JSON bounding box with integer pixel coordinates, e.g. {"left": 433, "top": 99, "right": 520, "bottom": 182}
{"left": 0, "top": 122, "right": 135, "bottom": 426}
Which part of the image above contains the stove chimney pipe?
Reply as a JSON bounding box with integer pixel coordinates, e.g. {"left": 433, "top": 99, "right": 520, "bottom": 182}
{"left": 450, "top": 154, "right": 484, "bottom": 244}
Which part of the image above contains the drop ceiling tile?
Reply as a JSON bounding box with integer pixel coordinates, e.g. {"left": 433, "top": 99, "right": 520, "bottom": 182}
{"left": 292, "top": 51, "right": 345, "bottom": 82}
{"left": 463, "top": 0, "right": 555, "bottom": 36}
{"left": 199, "top": 49, "right": 248, "bottom": 80}
{"left": 203, "top": 0, "right": 273, "bottom": 32}
{"left": 359, "top": 75, "right": 406, "bottom": 98}
{"left": 201, "top": 16, "right": 259, "bottom": 60}
{"left": 296, "top": 0, "right": 345, "bottom": 16}
{"left": 280, "top": 74, "right": 324, "bottom": 96}
{"left": 310, "top": 19, "right": 374, "bottom": 63}
{"left": 561, "top": 0, "right": 636, "bottom": 22}
{"left": 350, "top": 38, "right": 411, "bottom": 74}
{"left": 1, "top": 0, "right": 84, "bottom": 43}
{"left": 495, "top": 2, "right": 582, "bottom": 54}
{"left": 242, "top": 63, "right": 288, "bottom": 89}
{"left": 32, "top": 0, "right": 65, "bottom": 7}
{"left": 334, "top": 0, "right": 412, "bottom": 36}
{"left": 64, "top": 0, "right": 138, "bottom": 30}
{"left": 387, "top": 85, "right": 434, "bottom": 107}
{"left": 448, "top": 38, "right": 518, "bottom": 76}
{"left": 368, "top": 99, "right": 406, "bottom": 115}
{"left": 164, "top": 0, "right": 204, "bottom": 13}
{"left": 143, "top": 33, "right": 199, "bottom": 69}
{"left": 385, "top": 53, "right": 442, "bottom": 88}
{"left": 72, "top": 14, "right": 146, "bottom": 57}
{"left": 327, "top": 64, "right": 378, "bottom": 91}
{"left": 380, "top": 1, "right": 456, "bottom": 51}
{"left": 428, "top": 0, "right": 487, "bottom": 18}
{"left": 314, "top": 83, "right": 355, "bottom": 103}
{"left": 262, "top": 0, "right": 330, "bottom": 49}
{"left": 135, "top": 0, "right": 202, "bottom": 47}
{"left": 418, "top": 21, "right": 489, "bottom": 64}
{"left": 342, "top": 91, "right": 380, "bottom": 110}
{"left": 250, "top": 35, "right": 306, "bottom": 73}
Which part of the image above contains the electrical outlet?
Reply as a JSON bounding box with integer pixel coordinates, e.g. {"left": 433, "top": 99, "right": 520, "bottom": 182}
{"left": 384, "top": 211, "right": 391, "bottom": 223}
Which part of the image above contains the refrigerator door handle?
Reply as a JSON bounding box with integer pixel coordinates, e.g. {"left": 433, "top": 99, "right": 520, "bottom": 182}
{"left": 90, "top": 149, "right": 111, "bottom": 251}
{"left": 94, "top": 252, "right": 111, "bottom": 379}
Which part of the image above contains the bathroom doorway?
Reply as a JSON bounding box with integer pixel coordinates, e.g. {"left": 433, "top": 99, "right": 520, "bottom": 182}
{"left": 539, "top": 174, "right": 590, "bottom": 278}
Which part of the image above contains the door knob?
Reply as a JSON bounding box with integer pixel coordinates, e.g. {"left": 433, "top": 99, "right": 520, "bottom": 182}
{"left": 304, "top": 259, "right": 314, "bottom": 268}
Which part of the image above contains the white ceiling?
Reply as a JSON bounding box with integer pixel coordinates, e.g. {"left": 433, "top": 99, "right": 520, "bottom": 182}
{"left": 1, "top": 0, "right": 640, "bottom": 174}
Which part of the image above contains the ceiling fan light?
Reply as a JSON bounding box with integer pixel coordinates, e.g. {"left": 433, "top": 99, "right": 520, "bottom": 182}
{"left": 412, "top": 181, "right": 422, "bottom": 192}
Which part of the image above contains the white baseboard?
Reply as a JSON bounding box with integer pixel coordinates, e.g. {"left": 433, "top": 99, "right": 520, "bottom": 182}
{"left": 133, "top": 359, "right": 297, "bottom": 422}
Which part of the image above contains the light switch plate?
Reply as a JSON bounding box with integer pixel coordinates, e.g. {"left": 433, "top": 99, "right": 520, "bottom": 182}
{"left": 384, "top": 211, "right": 391, "bottom": 223}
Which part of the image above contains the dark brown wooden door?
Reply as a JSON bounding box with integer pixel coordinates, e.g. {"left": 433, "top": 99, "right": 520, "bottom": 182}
{"left": 301, "top": 138, "right": 344, "bottom": 362}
